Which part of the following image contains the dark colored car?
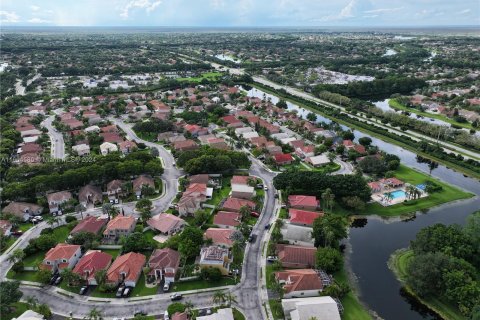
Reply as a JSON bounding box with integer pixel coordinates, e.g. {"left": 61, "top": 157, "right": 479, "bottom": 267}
{"left": 264, "top": 223, "right": 271, "bottom": 230}
{"left": 79, "top": 286, "right": 88, "bottom": 295}
{"left": 49, "top": 275, "right": 58, "bottom": 285}
{"left": 248, "top": 234, "right": 256, "bottom": 243}
{"left": 54, "top": 276, "right": 62, "bottom": 285}
{"left": 170, "top": 293, "right": 183, "bottom": 301}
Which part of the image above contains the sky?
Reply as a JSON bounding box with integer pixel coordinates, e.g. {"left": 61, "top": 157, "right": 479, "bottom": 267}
{"left": 0, "top": 0, "right": 479, "bottom": 27}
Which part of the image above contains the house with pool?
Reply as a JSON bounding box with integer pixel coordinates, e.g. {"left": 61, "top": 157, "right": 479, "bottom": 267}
{"left": 368, "top": 178, "right": 428, "bottom": 206}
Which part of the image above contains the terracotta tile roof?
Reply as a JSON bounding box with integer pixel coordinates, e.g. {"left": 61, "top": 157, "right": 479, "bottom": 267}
{"left": 213, "top": 211, "right": 241, "bottom": 227}
{"left": 172, "top": 312, "right": 188, "bottom": 320}
{"left": 173, "top": 139, "right": 198, "bottom": 151}
{"left": 222, "top": 115, "right": 241, "bottom": 124}
{"left": 148, "top": 248, "right": 180, "bottom": 270}
{"left": 275, "top": 269, "right": 324, "bottom": 293}
{"left": 204, "top": 228, "right": 235, "bottom": 246}
{"left": 107, "top": 252, "right": 146, "bottom": 284}
{"left": 274, "top": 153, "right": 293, "bottom": 164}
{"left": 231, "top": 175, "right": 250, "bottom": 186}
{"left": 73, "top": 250, "right": 112, "bottom": 281}
{"left": 44, "top": 243, "right": 81, "bottom": 261}
{"left": 276, "top": 244, "right": 316, "bottom": 267}
{"left": 289, "top": 209, "right": 324, "bottom": 226}
{"left": 103, "top": 216, "right": 135, "bottom": 234}
{"left": 101, "top": 132, "right": 123, "bottom": 144}
{"left": 222, "top": 197, "right": 256, "bottom": 212}
{"left": 288, "top": 195, "right": 319, "bottom": 208}
{"left": 100, "top": 125, "right": 118, "bottom": 133}
{"left": 189, "top": 174, "right": 209, "bottom": 184}
{"left": 71, "top": 216, "right": 107, "bottom": 235}
{"left": 147, "top": 213, "right": 185, "bottom": 234}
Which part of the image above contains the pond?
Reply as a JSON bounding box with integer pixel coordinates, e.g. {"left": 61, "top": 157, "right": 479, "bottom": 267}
{"left": 242, "top": 85, "right": 480, "bottom": 320}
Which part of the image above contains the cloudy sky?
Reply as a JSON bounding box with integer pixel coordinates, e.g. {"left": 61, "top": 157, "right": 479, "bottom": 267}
{"left": 0, "top": 0, "right": 478, "bottom": 27}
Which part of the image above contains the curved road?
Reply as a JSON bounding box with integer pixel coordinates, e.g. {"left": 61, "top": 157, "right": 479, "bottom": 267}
{"left": 41, "top": 114, "right": 66, "bottom": 159}
{"left": 2, "top": 118, "right": 279, "bottom": 320}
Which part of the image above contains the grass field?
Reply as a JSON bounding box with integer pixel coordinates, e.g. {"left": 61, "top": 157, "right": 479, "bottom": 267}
{"left": 334, "top": 269, "right": 373, "bottom": 320}
{"left": 389, "top": 249, "right": 466, "bottom": 320}
{"left": 177, "top": 72, "right": 223, "bottom": 83}
{"left": 3, "top": 302, "right": 29, "bottom": 320}
{"left": 389, "top": 99, "right": 474, "bottom": 130}
{"left": 206, "top": 177, "right": 232, "bottom": 206}
{"left": 7, "top": 270, "right": 39, "bottom": 282}
{"left": 362, "top": 165, "right": 473, "bottom": 217}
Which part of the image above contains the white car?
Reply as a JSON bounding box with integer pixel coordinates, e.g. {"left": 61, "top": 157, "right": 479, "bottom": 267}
{"left": 263, "top": 186, "right": 268, "bottom": 191}
{"left": 267, "top": 256, "right": 278, "bottom": 262}
{"left": 164, "top": 311, "right": 170, "bottom": 320}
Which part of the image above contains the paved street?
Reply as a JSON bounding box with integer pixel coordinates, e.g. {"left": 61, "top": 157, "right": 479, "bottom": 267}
{"left": 41, "top": 114, "right": 66, "bottom": 159}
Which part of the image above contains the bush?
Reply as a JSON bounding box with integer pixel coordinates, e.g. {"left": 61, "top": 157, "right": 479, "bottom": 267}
{"left": 12, "top": 261, "right": 24, "bottom": 273}
{"left": 40, "top": 228, "right": 53, "bottom": 235}
{"left": 65, "top": 215, "right": 77, "bottom": 223}
{"left": 167, "top": 303, "right": 186, "bottom": 315}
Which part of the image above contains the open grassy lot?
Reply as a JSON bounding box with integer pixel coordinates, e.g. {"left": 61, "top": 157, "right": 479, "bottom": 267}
{"left": 363, "top": 165, "right": 473, "bottom": 217}
{"left": 7, "top": 270, "right": 39, "bottom": 282}
{"left": 390, "top": 249, "right": 465, "bottom": 320}
{"left": 3, "top": 302, "right": 29, "bottom": 320}
{"left": 177, "top": 72, "right": 223, "bottom": 83}
{"left": 171, "top": 277, "right": 236, "bottom": 292}
{"left": 389, "top": 99, "right": 474, "bottom": 131}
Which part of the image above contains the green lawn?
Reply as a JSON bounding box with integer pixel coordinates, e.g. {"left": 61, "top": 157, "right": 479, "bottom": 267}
{"left": 18, "top": 222, "right": 34, "bottom": 232}
{"left": 389, "top": 99, "right": 474, "bottom": 131}
{"left": 23, "top": 225, "right": 71, "bottom": 267}
{"left": 206, "top": 178, "right": 232, "bottom": 206}
{"left": 334, "top": 269, "right": 372, "bottom": 320}
{"left": 390, "top": 249, "right": 466, "bottom": 320}
{"left": 143, "top": 230, "right": 156, "bottom": 243}
{"left": 1, "top": 236, "right": 17, "bottom": 253}
{"left": 171, "top": 277, "right": 236, "bottom": 292}
{"left": 361, "top": 165, "right": 473, "bottom": 217}
{"left": 130, "top": 274, "right": 158, "bottom": 297}
{"left": 269, "top": 299, "right": 285, "bottom": 320}
{"left": 232, "top": 308, "right": 246, "bottom": 320}
{"left": 101, "top": 249, "right": 121, "bottom": 259}
{"left": 178, "top": 72, "right": 223, "bottom": 83}
{"left": 7, "top": 270, "right": 39, "bottom": 282}
{"left": 3, "top": 302, "right": 29, "bottom": 320}
{"left": 279, "top": 208, "right": 288, "bottom": 219}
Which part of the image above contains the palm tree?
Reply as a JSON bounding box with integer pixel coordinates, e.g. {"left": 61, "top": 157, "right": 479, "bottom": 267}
{"left": 384, "top": 192, "right": 393, "bottom": 203}
{"left": 183, "top": 300, "right": 194, "bottom": 316}
{"left": 321, "top": 188, "right": 335, "bottom": 212}
{"left": 75, "top": 204, "right": 86, "bottom": 220}
{"left": 25, "top": 296, "right": 38, "bottom": 309}
{"left": 405, "top": 185, "right": 415, "bottom": 200}
{"left": 84, "top": 308, "right": 103, "bottom": 320}
{"left": 225, "top": 292, "right": 237, "bottom": 306}
{"left": 212, "top": 290, "right": 226, "bottom": 305}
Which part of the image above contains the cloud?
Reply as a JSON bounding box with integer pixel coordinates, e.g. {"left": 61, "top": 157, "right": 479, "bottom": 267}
{"left": 30, "top": 5, "right": 41, "bottom": 12}
{"left": 456, "top": 9, "right": 471, "bottom": 15}
{"left": 28, "top": 18, "right": 51, "bottom": 24}
{"left": 363, "top": 7, "right": 403, "bottom": 14}
{"left": 0, "top": 10, "right": 20, "bottom": 23}
{"left": 315, "top": 0, "right": 374, "bottom": 22}
{"left": 120, "top": 0, "right": 162, "bottom": 18}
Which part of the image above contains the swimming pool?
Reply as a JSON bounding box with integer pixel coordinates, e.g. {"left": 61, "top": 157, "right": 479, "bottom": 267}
{"left": 384, "top": 190, "right": 406, "bottom": 199}
{"left": 416, "top": 184, "right": 426, "bottom": 191}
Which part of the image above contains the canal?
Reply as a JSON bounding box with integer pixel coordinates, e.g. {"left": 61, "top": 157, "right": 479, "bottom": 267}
{"left": 244, "top": 86, "right": 480, "bottom": 320}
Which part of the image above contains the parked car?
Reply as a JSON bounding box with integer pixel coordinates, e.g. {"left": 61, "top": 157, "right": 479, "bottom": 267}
{"left": 263, "top": 186, "right": 269, "bottom": 191}
{"left": 248, "top": 234, "right": 256, "bottom": 243}
{"left": 250, "top": 211, "right": 260, "bottom": 218}
{"left": 163, "top": 282, "right": 170, "bottom": 292}
{"left": 170, "top": 293, "right": 182, "bottom": 301}
{"left": 264, "top": 223, "right": 271, "bottom": 230}
{"left": 122, "top": 287, "right": 131, "bottom": 297}
{"left": 116, "top": 286, "right": 125, "bottom": 298}
{"left": 267, "top": 256, "right": 278, "bottom": 263}
{"left": 274, "top": 193, "right": 279, "bottom": 199}
{"left": 115, "top": 199, "right": 119, "bottom": 204}
{"left": 79, "top": 286, "right": 88, "bottom": 295}
{"left": 134, "top": 311, "right": 147, "bottom": 316}
{"left": 164, "top": 311, "right": 170, "bottom": 320}
{"left": 54, "top": 276, "right": 62, "bottom": 286}
{"left": 256, "top": 184, "right": 264, "bottom": 189}
{"left": 10, "top": 230, "right": 23, "bottom": 236}
{"left": 49, "top": 275, "right": 58, "bottom": 285}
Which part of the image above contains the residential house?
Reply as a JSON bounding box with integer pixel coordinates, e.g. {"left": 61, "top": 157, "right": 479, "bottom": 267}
{"left": 281, "top": 296, "right": 341, "bottom": 320}
{"left": 197, "top": 308, "right": 234, "bottom": 320}
{"left": 72, "top": 144, "right": 90, "bottom": 156}
{"left": 177, "top": 183, "right": 209, "bottom": 216}
{"left": 12, "top": 310, "right": 45, "bottom": 320}
{"left": 172, "top": 312, "right": 189, "bottom": 320}
{"left": 147, "top": 248, "right": 180, "bottom": 283}
{"left": 184, "top": 124, "right": 208, "bottom": 137}
{"left": 2, "top": 202, "right": 43, "bottom": 221}
{"left": 198, "top": 245, "right": 232, "bottom": 276}
{"left": 274, "top": 269, "right": 324, "bottom": 298}
{"left": 288, "top": 195, "right": 319, "bottom": 211}
{"left": 101, "top": 132, "right": 124, "bottom": 144}
{"left": 213, "top": 211, "right": 241, "bottom": 229}
{"left": 100, "top": 142, "right": 118, "bottom": 155}
{"left": 189, "top": 174, "right": 210, "bottom": 185}
{"left": 204, "top": 228, "right": 235, "bottom": 248}
{"left": 47, "top": 191, "right": 73, "bottom": 214}
{"left": 276, "top": 244, "right": 316, "bottom": 269}
{"left": 106, "top": 179, "right": 126, "bottom": 200}
{"left": 70, "top": 216, "right": 107, "bottom": 236}
{"left": 118, "top": 140, "right": 137, "bottom": 154}
{"left": 0, "top": 220, "right": 13, "bottom": 236}
{"left": 231, "top": 184, "right": 255, "bottom": 199}
{"left": 295, "top": 145, "right": 315, "bottom": 159}
{"left": 106, "top": 252, "right": 146, "bottom": 287}
{"left": 132, "top": 175, "right": 155, "bottom": 197}
{"left": 280, "top": 224, "right": 315, "bottom": 247}
{"left": 147, "top": 213, "right": 185, "bottom": 235}
{"left": 78, "top": 185, "right": 103, "bottom": 207}
{"left": 289, "top": 209, "right": 324, "bottom": 227}
{"left": 306, "top": 155, "right": 330, "bottom": 167}
{"left": 173, "top": 139, "right": 198, "bottom": 152}
{"left": 221, "top": 198, "right": 256, "bottom": 213}
{"left": 41, "top": 244, "right": 82, "bottom": 273}
{"left": 103, "top": 216, "right": 136, "bottom": 243}
{"left": 274, "top": 153, "right": 294, "bottom": 166}
{"left": 73, "top": 250, "right": 112, "bottom": 285}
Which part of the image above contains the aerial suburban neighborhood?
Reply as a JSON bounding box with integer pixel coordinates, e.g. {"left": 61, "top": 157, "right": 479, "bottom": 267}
{"left": 0, "top": 2, "right": 479, "bottom": 320}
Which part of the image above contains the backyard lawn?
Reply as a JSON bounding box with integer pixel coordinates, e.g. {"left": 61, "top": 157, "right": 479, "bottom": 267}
{"left": 362, "top": 165, "right": 473, "bottom": 217}
{"left": 206, "top": 177, "right": 232, "bottom": 206}
{"left": 7, "top": 270, "right": 39, "bottom": 282}
{"left": 3, "top": 302, "right": 29, "bottom": 320}
{"left": 23, "top": 225, "right": 71, "bottom": 267}
{"left": 177, "top": 72, "right": 223, "bottom": 83}
{"left": 334, "top": 269, "right": 372, "bottom": 320}
{"left": 171, "top": 277, "right": 236, "bottom": 292}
